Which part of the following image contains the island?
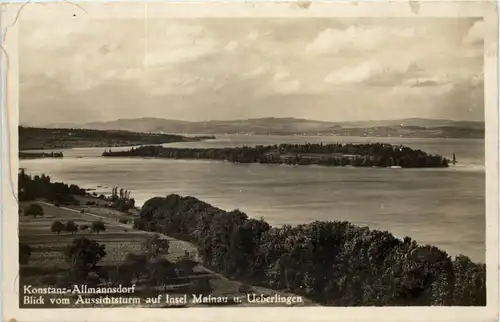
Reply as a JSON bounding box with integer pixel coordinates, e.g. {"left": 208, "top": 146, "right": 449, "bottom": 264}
{"left": 19, "top": 152, "right": 64, "bottom": 160}
{"left": 19, "top": 126, "right": 215, "bottom": 150}
{"left": 101, "top": 143, "right": 450, "bottom": 168}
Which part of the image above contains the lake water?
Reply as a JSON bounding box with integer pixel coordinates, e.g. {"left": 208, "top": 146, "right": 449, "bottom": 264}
{"left": 19, "top": 135, "right": 485, "bottom": 262}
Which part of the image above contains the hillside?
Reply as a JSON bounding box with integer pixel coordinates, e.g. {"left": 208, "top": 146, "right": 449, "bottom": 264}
{"left": 41, "top": 117, "right": 484, "bottom": 139}
{"left": 19, "top": 127, "right": 214, "bottom": 151}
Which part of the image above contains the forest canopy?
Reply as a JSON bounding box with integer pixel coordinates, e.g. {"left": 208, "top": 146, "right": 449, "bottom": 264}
{"left": 134, "top": 194, "right": 485, "bottom": 306}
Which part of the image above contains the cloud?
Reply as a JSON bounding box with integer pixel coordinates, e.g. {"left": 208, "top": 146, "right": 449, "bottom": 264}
{"left": 241, "top": 65, "right": 270, "bottom": 79}
{"left": 402, "top": 73, "right": 453, "bottom": 88}
{"left": 272, "top": 79, "right": 301, "bottom": 94}
{"left": 224, "top": 41, "right": 239, "bottom": 52}
{"left": 324, "top": 60, "right": 422, "bottom": 86}
{"left": 247, "top": 32, "right": 259, "bottom": 41}
{"left": 306, "top": 26, "right": 416, "bottom": 55}
{"left": 20, "top": 17, "right": 485, "bottom": 124}
{"left": 273, "top": 71, "right": 290, "bottom": 82}
{"left": 410, "top": 80, "right": 440, "bottom": 88}
{"left": 325, "top": 62, "right": 380, "bottom": 84}
{"left": 463, "top": 20, "right": 483, "bottom": 44}
{"left": 143, "top": 23, "right": 217, "bottom": 67}
{"left": 434, "top": 73, "right": 484, "bottom": 117}
{"left": 144, "top": 38, "right": 216, "bottom": 67}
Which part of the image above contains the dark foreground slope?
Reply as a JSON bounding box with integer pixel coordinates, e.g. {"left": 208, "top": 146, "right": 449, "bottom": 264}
{"left": 17, "top": 170, "right": 486, "bottom": 306}
{"left": 135, "top": 195, "right": 486, "bottom": 306}
{"left": 19, "top": 126, "right": 214, "bottom": 150}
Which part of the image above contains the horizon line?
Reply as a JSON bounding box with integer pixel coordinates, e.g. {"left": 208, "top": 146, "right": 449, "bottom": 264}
{"left": 20, "top": 116, "right": 486, "bottom": 127}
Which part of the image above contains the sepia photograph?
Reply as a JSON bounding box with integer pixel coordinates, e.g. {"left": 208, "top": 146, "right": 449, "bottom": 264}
{"left": 1, "top": 1, "right": 499, "bottom": 321}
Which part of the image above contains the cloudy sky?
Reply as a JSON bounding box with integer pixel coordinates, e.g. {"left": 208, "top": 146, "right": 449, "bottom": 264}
{"left": 20, "top": 17, "right": 484, "bottom": 125}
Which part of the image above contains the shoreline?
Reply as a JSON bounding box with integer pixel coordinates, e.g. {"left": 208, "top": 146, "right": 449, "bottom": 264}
{"left": 16, "top": 167, "right": 485, "bottom": 262}
{"left": 33, "top": 177, "right": 486, "bottom": 266}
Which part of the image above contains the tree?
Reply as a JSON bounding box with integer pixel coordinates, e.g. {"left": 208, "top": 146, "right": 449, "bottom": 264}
{"left": 147, "top": 259, "right": 177, "bottom": 292}
{"left": 175, "top": 258, "right": 198, "bottom": 277}
{"left": 25, "top": 203, "right": 43, "bottom": 218}
{"left": 123, "top": 253, "right": 148, "bottom": 282}
{"left": 65, "top": 221, "right": 79, "bottom": 235}
{"left": 51, "top": 220, "right": 65, "bottom": 235}
{"left": 91, "top": 220, "right": 106, "bottom": 234}
{"left": 191, "top": 278, "right": 213, "bottom": 296}
{"left": 110, "top": 264, "right": 134, "bottom": 285}
{"left": 141, "top": 234, "right": 169, "bottom": 258}
{"left": 19, "top": 243, "right": 32, "bottom": 265}
{"left": 64, "top": 237, "right": 106, "bottom": 281}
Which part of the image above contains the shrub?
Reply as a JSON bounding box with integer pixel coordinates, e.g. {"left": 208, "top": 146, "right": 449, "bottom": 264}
{"left": 141, "top": 234, "right": 169, "bottom": 258}
{"left": 19, "top": 243, "right": 32, "bottom": 265}
{"left": 50, "top": 220, "right": 65, "bottom": 235}
{"left": 91, "top": 220, "right": 106, "bottom": 234}
{"left": 147, "top": 259, "right": 177, "bottom": 291}
{"left": 191, "top": 278, "right": 213, "bottom": 296}
{"left": 41, "top": 274, "right": 59, "bottom": 286}
{"left": 65, "top": 221, "right": 79, "bottom": 234}
{"left": 238, "top": 284, "right": 254, "bottom": 294}
{"left": 25, "top": 204, "right": 43, "bottom": 218}
{"left": 64, "top": 237, "right": 106, "bottom": 281}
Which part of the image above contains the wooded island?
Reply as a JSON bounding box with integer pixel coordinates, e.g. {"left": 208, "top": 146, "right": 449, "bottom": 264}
{"left": 102, "top": 143, "right": 450, "bottom": 168}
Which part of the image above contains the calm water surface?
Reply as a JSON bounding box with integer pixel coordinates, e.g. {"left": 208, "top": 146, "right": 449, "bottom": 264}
{"left": 20, "top": 135, "right": 485, "bottom": 262}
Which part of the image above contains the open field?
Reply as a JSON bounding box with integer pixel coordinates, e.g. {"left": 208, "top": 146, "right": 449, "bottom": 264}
{"left": 19, "top": 201, "right": 315, "bottom": 308}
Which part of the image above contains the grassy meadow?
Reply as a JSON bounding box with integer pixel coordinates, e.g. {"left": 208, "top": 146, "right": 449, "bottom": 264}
{"left": 19, "top": 200, "right": 314, "bottom": 308}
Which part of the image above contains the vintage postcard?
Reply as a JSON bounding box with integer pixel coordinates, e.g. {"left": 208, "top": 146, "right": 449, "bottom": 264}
{"left": 1, "top": 1, "right": 499, "bottom": 321}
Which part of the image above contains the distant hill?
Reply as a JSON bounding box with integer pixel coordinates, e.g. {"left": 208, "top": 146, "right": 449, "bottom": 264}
{"left": 40, "top": 117, "right": 484, "bottom": 139}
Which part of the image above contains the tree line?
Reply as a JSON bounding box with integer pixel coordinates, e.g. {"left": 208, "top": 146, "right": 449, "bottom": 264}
{"left": 109, "top": 186, "right": 136, "bottom": 212}
{"left": 18, "top": 170, "right": 136, "bottom": 213}
{"left": 133, "top": 194, "right": 485, "bottom": 306}
{"left": 19, "top": 152, "right": 64, "bottom": 159}
{"left": 18, "top": 169, "right": 86, "bottom": 205}
{"left": 102, "top": 143, "right": 449, "bottom": 168}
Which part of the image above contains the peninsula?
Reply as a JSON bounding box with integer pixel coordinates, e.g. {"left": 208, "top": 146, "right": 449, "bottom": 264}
{"left": 19, "top": 126, "right": 215, "bottom": 150}
{"left": 101, "top": 143, "right": 450, "bottom": 168}
{"left": 19, "top": 151, "right": 64, "bottom": 160}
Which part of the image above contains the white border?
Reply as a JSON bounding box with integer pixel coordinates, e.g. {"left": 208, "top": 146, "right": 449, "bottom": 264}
{"left": 1, "top": 2, "right": 498, "bottom": 321}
